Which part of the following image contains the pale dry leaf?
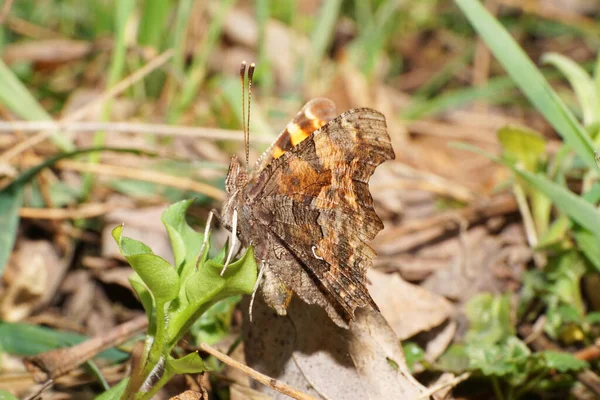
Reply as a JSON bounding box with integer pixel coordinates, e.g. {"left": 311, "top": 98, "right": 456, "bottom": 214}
{"left": 423, "top": 320, "right": 457, "bottom": 361}
{"left": 94, "top": 267, "right": 136, "bottom": 290}
{"left": 230, "top": 384, "right": 272, "bottom": 400}
{"left": 0, "top": 240, "right": 64, "bottom": 321}
{"left": 169, "top": 390, "right": 205, "bottom": 400}
{"left": 103, "top": 205, "right": 173, "bottom": 264}
{"left": 422, "top": 225, "right": 528, "bottom": 305}
{"left": 368, "top": 269, "right": 454, "bottom": 340}
{"left": 346, "top": 308, "right": 427, "bottom": 399}
{"left": 243, "top": 294, "right": 426, "bottom": 399}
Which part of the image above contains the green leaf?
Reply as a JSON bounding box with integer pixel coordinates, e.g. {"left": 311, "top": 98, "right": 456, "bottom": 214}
{"left": 466, "top": 293, "right": 514, "bottom": 345}
{"left": 437, "top": 344, "right": 470, "bottom": 374}
{"left": 455, "top": 0, "right": 597, "bottom": 169}
{"left": 166, "top": 351, "right": 209, "bottom": 374}
{"left": 0, "top": 389, "right": 19, "bottom": 400}
{"left": 401, "top": 342, "right": 425, "bottom": 371}
{"left": 94, "top": 378, "right": 129, "bottom": 400}
{"left": 190, "top": 296, "right": 241, "bottom": 346}
{"left": 129, "top": 273, "right": 154, "bottom": 321}
{"left": 542, "top": 53, "right": 599, "bottom": 126}
{"left": 546, "top": 252, "right": 586, "bottom": 314}
{"left": 167, "top": 247, "right": 257, "bottom": 343}
{"left": 0, "top": 59, "right": 72, "bottom": 151}
{"left": 466, "top": 336, "right": 531, "bottom": 385}
{"left": 126, "top": 254, "right": 179, "bottom": 303}
{"left": 161, "top": 199, "right": 204, "bottom": 275}
{"left": 586, "top": 312, "right": 600, "bottom": 325}
{"left": 541, "top": 351, "right": 588, "bottom": 372}
{"left": 498, "top": 125, "right": 547, "bottom": 172}
{"left": 572, "top": 224, "right": 600, "bottom": 271}
{"left": 112, "top": 225, "right": 180, "bottom": 304}
{"left": 536, "top": 215, "right": 571, "bottom": 250}
{"left": 0, "top": 186, "right": 22, "bottom": 276}
{"left": 0, "top": 322, "right": 127, "bottom": 361}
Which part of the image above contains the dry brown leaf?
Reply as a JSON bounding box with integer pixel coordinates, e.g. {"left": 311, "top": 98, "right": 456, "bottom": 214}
{"left": 422, "top": 225, "right": 528, "bottom": 305}
{"left": 243, "top": 295, "right": 426, "bottom": 399}
{"left": 230, "top": 384, "right": 272, "bottom": 400}
{"left": 0, "top": 240, "right": 67, "bottom": 322}
{"left": 368, "top": 269, "right": 454, "bottom": 340}
{"left": 169, "top": 390, "right": 206, "bottom": 400}
{"left": 103, "top": 205, "right": 173, "bottom": 263}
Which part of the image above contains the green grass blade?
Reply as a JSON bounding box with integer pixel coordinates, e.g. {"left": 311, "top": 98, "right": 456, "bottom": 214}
{"left": 86, "top": 0, "right": 136, "bottom": 196}
{"left": 454, "top": 143, "right": 600, "bottom": 238}
{"left": 402, "top": 75, "right": 516, "bottom": 120}
{"left": 350, "top": 0, "right": 400, "bottom": 76}
{"left": 455, "top": 0, "right": 597, "bottom": 169}
{"left": 169, "top": 0, "right": 236, "bottom": 122}
{"left": 0, "top": 186, "right": 22, "bottom": 276}
{"left": 138, "top": 0, "right": 171, "bottom": 49}
{"left": 0, "top": 60, "right": 73, "bottom": 151}
{"left": 170, "top": 0, "right": 194, "bottom": 75}
{"left": 309, "top": 0, "right": 343, "bottom": 69}
{"left": 95, "top": 378, "right": 129, "bottom": 400}
{"left": 0, "top": 322, "right": 127, "bottom": 360}
{"left": 542, "top": 52, "right": 599, "bottom": 126}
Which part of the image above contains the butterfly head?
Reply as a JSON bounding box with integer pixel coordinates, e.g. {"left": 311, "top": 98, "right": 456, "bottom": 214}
{"left": 221, "top": 155, "right": 248, "bottom": 229}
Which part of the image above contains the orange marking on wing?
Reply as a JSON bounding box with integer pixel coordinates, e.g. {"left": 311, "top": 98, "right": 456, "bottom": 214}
{"left": 272, "top": 145, "right": 285, "bottom": 159}
{"left": 287, "top": 122, "right": 311, "bottom": 146}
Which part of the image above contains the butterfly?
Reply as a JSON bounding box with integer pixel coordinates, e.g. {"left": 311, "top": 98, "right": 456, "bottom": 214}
{"left": 213, "top": 62, "right": 394, "bottom": 328}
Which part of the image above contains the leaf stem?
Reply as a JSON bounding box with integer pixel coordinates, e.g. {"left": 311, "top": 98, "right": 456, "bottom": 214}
{"left": 491, "top": 377, "right": 504, "bottom": 400}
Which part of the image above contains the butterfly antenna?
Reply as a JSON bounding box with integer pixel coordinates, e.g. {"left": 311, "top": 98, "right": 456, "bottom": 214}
{"left": 246, "top": 63, "right": 255, "bottom": 172}
{"left": 239, "top": 61, "right": 248, "bottom": 171}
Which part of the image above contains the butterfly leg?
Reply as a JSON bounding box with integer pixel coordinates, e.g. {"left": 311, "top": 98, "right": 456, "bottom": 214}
{"left": 195, "top": 210, "right": 215, "bottom": 270}
{"left": 249, "top": 259, "right": 266, "bottom": 322}
{"left": 220, "top": 208, "right": 238, "bottom": 276}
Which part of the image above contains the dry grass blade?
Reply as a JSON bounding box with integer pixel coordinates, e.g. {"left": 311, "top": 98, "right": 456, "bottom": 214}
{"left": 19, "top": 202, "right": 130, "bottom": 220}
{"left": 0, "top": 120, "right": 273, "bottom": 143}
{"left": 198, "top": 342, "right": 318, "bottom": 400}
{"left": 24, "top": 315, "right": 148, "bottom": 382}
{"left": 54, "top": 159, "right": 226, "bottom": 201}
{"left": 415, "top": 373, "right": 471, "bottom": 400}
{"left": 0, "top": 0, "right": 14, "bottom": 24}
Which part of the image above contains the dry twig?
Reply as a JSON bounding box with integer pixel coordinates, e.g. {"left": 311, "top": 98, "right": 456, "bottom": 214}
{"left": 199, "top": 342, "right": 318, "bottom": 400}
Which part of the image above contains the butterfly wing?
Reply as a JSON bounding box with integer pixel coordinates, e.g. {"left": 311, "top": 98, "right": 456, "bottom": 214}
{"left": 251, "top": 98, "right": 336, "bottom": 178}
{"left": 247, "top": 108, "right": 394, "bottom": 323}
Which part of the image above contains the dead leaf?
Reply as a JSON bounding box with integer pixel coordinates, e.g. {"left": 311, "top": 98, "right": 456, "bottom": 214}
{"left": 103, "top": 205, "right": 173, "bottom": 264}
{"left": 0, "top": 240, "right": 68, "bottom": 322}
{"left": 368, "top": 269, "right": 454, "bottom": 340}
{"left": 243, "top": 295, "right": 426, "bottom": 399}
{"left": 169, "top": 390, "right": 205, "bottom": 400}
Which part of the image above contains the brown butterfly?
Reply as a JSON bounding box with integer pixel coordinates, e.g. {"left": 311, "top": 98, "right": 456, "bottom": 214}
{"left": 211, "top": 62, "right": 394, "bottom": 328}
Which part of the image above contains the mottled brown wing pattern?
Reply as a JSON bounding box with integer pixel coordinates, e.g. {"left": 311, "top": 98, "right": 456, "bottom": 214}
{"left": 251, "top": 98, "right": 336, "bottom": 177}
{"left": 247, "top": 108, "right": 394, "bottom": 322}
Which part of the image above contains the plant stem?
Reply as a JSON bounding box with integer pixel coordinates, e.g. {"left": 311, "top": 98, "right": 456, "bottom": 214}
{"left": 491, "top": 377, "right": 504, "bottom": 400}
